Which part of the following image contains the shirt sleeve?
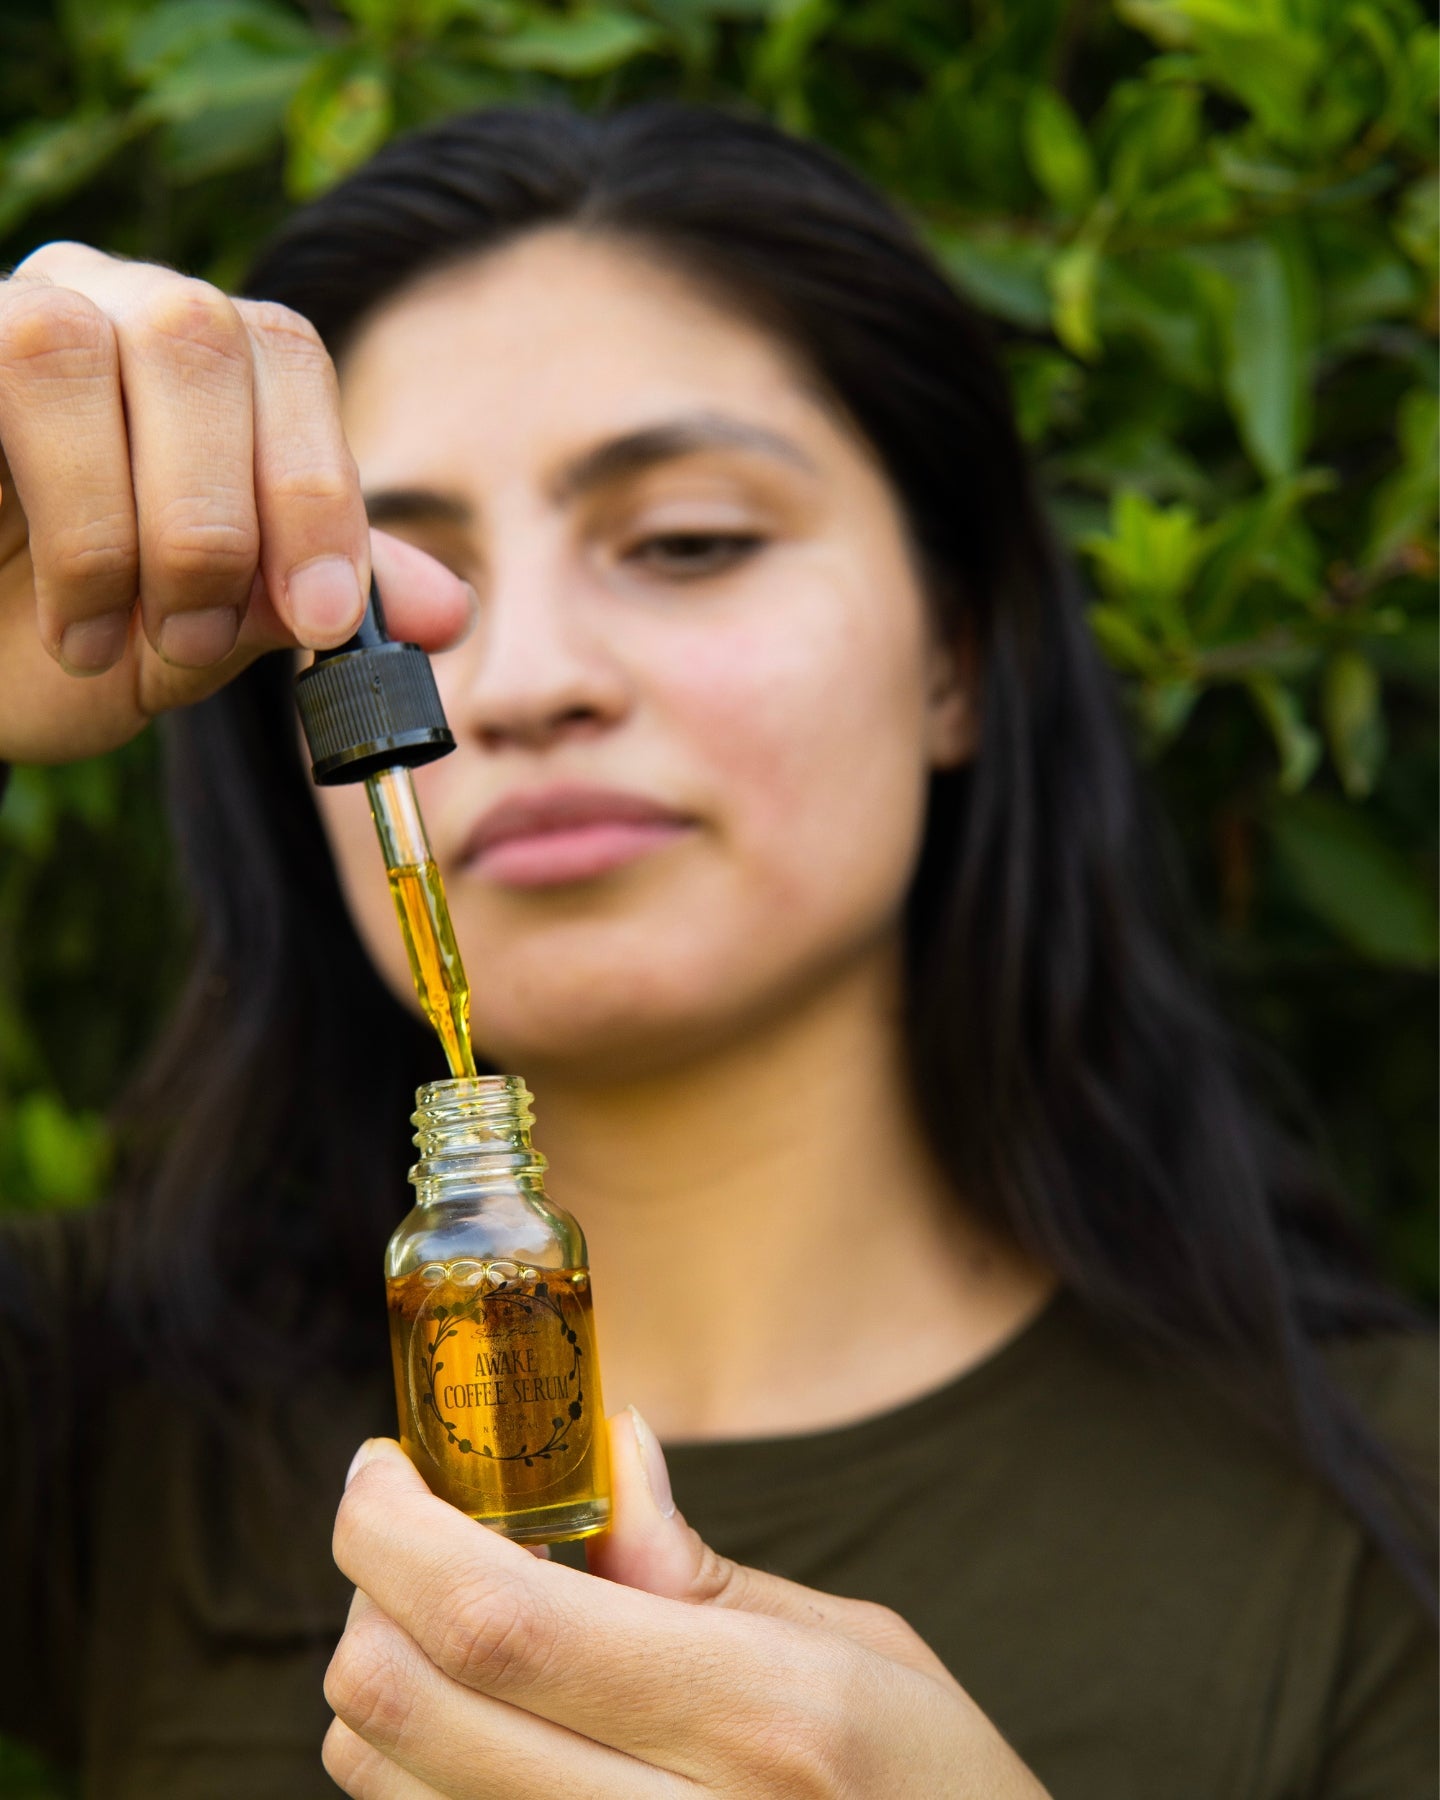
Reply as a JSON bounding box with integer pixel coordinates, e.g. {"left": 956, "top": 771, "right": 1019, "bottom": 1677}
{"left": 1316, "top": 1331, "right": 1439, "bottom": 1800}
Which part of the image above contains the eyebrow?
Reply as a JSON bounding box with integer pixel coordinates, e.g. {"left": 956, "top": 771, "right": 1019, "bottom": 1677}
{"left": 548, "top": 411, "right": 817, "bottom": 503}
{"left": 363, "top": 488, "right": 473, "bottom": 530}
{"left": 362, "top": 410, "right": 817, "bottom": 530}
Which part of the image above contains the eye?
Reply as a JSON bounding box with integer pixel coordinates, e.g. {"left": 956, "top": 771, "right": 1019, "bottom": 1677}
{"left": 622, "top": 531, "right": 764, "bottom": 578}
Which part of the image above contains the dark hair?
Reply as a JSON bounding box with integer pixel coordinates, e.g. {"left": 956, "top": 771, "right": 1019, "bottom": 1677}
{"left": 111, "top": 102, "right": 1432, "bottom": 1606}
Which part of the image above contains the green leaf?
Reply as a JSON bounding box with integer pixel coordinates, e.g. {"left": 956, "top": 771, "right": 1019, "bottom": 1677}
{"left": 1088, "top": 602, "right": 1163, "bottom": 673}
{"left": 1392, "top": 174, "right": 1438, "bottom": 274}
{"left": 1113, "top": 0, "right": 1195, "bottom": 53}
{"left": 12, "top": 1092, "right": 109, "bottom": 1208}
{"left": 1130, "top": 167, "right": 1234, "bottom": 232}
{"left": 1100, "top": 80, "right": 1202, "bottom": 205}
{"left": 1405, "top": 26, "right": 1440, "bottom": 144}
{"left": 286, "top": 57, "right": 393, "bottom": 199}
{"left": 1366, "top": 620, "right": 1439, "bottom": 695}
{"left": 1322, "top": 650, "right": 1386, "bottom": 799}
{"left": 395, "top": 56, "right": 514, "bottom": 123}
{"left": 1270, "top": 794, "right": 1438, "bottom": 967}
{"left": 1139, "top": 677, "right": 1201, "bottom": 747}
{"left": 423, "top": 0, "right": 523, "bottom": 24}
{"left": 623, "top": 0, "right": 715, "bottom": 66}
{"left": 1314, "top": 218, "right": 1421, "bottom": 341}
{"left": 1095, "top": 252, "right": 1214, "bottom": 392}
{"left": 1080, "top": 487, "right": 1208, "bottom": 649}
{"left": 1049, "top": 237, "right": 1103, "bottom": 361}
{"left": 1055, "top": 422, "right": 1210, "bottom": 504}
{"left": 483, "top": 7, "right": 661, "bottom": 74}
{"left": 1338, "top": 0, "right": 1412, "bottom": 154}
{"left": 1005, "top": 346, "right": 1083, "bottom": 444}
{"left": 142, "top": 40, "right": 320, "bottom": 130}
{"left": 125, "top": 0, "right": 320, "bottom": 169}
{"left": 1364, "top": 386, "right": 1440, "bottom": 571}
{"left": 1191, "top": 469, "right": 1334, "bottom": 633}
{"left": 1247, "top": 674, "right": 1322, "bottom": 793}
{"left": 1196, "top": 227, "right": 1317, "bottom": 481}
{"left": 1022, "top": 88, "right": 1096, "bottom": 215}
{"left": 0, "top": 768, "right": 58, "bottom": 858}
{"left": 156, "top": 97, "right": 294, "bottom": 182}
{"left": 334, "top": 0, "right": 408, "bottom": 39}
{"left": 930, "top": 227, "right": 1053, "bottom": 331}
{"left": 750, "top": 0, "right": 834, "bottom": 99}
{"left": 0, "top": 111, "right": 138, "bottom": 239}
{"left": 1119, "top": 0, "right": 1325, "bottom": 148}
{"left": 123, "top": 0, "right": 315, "bottom": 79}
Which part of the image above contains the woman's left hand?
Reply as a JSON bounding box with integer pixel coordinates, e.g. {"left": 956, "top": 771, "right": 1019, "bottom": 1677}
{"left": 324, "top": 1415, "right": 1051, "bottom": 1798}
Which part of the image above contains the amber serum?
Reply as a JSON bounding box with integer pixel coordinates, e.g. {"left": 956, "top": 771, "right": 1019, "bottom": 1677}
{"left": 385, "top": 1076, "right": 611, "bottom": 1544}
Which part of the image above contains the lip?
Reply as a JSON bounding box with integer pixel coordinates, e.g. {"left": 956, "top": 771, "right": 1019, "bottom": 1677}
{"left": 458, "top": 785, "right": 696, "bottom": 889}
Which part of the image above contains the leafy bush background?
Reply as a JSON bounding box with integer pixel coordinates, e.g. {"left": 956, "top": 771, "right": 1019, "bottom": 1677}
{"left": 0, "top": 0, "right": 1435, "bottom": 1788}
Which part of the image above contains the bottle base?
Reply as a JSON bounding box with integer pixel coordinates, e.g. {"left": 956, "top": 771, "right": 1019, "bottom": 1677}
{"left": 468, "top": 1494, "right": 612, "bottom": 1545}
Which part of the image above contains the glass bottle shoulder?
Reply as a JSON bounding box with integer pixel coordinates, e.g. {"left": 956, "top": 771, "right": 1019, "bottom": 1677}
{"left": 385, "top": 1182, "right": 588, "bottom": 1280}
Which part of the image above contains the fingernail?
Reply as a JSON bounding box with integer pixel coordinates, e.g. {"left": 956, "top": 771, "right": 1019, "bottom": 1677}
{"left": 58, "top": 610, "right": 130, "bottom": 675}
{"left": 156, "top": 605, "right": 240, "bottom": 668}
{"left": 286, "top": 555, "right": 364, "bottom": 642}
{"left": 345, "top": 1439, "right": 377, "bottom": 1489}
{"left": 628, "top": 1405, "right": 675, "bottom": 1519}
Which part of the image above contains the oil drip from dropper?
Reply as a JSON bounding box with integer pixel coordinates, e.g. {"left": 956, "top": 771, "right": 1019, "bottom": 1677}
{"left": 366, "top": 765, "right": 477, "bottom": 1077}
{"left": 294, "top": 573, "right": 476, "bottom": 1078}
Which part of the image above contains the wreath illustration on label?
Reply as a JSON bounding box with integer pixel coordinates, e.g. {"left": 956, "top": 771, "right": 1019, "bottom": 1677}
{"left": 417, "top": 1279, "right": 586, "bottom": 1467}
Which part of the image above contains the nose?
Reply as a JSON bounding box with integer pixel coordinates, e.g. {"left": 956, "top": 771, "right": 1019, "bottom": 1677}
{"left": 443, "top": 550, "right": 631, "bottom": 755}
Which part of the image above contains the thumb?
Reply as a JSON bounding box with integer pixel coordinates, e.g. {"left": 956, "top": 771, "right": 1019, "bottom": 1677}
{"left": 587, "top": 1407, "right": 953, "bottom": 1681}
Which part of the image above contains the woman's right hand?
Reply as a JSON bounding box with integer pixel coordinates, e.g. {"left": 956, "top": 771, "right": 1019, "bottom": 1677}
{"left": 0, "top": 241, "right": 473, "bottom": 766}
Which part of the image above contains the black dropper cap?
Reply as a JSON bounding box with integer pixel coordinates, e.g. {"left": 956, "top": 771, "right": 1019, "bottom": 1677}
{"left": 294, "top": 575, "right": 455, "bottom": 786}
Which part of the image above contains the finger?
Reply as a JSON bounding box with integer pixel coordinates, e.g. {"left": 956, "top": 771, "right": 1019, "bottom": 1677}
{"left": 324, "top": 1718, "right": 444, "bottom": 1800}
{"left": 0, "top": 277, "right": 139, "bottom": 674}
{"left": 590, "top": 1408, "right": 955, "bottom": 1683}
{"left": 239, "top": 299, "right": 367, "bottom": 648}
{"left": 105, "top": 273, "right": 263, "bottom": 667}
{"left": 324, "top": 1590, "right": 679, "bottom": 1800}
{"left": 336, "top": 1440, "right": 834, "bottom": 1770}
{"left": 369, "top": 530, "right": 476, "bottom": 652}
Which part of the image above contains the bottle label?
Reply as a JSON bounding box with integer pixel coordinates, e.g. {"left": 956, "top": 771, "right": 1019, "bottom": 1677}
{"left": 392, "top": 1265, "right": 596, "bottom": 1494}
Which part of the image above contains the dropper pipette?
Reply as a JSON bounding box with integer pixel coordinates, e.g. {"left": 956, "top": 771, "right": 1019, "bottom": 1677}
{"left": 294, "top": 577, "right": 477, "bottom": 1078}
{"left": 366, "top": 764, "right": 476, "bottom": 1077}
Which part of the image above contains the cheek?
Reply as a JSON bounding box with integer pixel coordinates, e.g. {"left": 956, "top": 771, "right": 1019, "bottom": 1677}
{"left": 658, "top": 568, "right": 934, "bottom": 931}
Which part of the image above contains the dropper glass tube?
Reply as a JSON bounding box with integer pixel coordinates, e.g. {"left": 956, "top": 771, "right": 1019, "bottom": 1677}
{"left": 294, "top": 574, "right": 478, "bottom": 1079}
{"left": 366, "top": 765, "right": 477, "bottom": 1079}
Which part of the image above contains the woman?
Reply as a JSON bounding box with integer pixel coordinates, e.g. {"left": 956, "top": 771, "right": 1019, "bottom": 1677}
{"left": 0, "top": 103, "right": 1433, "bottom": 1799}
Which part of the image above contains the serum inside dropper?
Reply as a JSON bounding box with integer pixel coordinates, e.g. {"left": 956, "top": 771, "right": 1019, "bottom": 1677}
{"left": 366, "top": 765, "right": 477, "bottom": 1077}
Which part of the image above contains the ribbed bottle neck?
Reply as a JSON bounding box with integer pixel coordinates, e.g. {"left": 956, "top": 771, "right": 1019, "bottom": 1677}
{"left": 408, "top": 1075, "right": 547, "bottom": 1194}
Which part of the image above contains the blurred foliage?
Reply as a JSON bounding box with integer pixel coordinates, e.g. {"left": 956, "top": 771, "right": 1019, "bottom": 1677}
{"left": 0, "top": 3, "right": 1435, "bottom": 1270}
{"left": 0, "top": 1738, "right": 77, "bottom": 1800}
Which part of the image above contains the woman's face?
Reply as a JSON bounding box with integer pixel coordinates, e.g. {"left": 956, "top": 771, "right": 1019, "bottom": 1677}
{"left": 319, "top": 229, "right": 971, "bottom": 1078}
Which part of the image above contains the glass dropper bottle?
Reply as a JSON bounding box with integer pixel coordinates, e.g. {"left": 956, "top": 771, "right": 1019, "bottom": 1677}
{"left": 291, "top": 581, "right": 613, "bottom": 1542}
{"left": 294, "top": 576, "right": 475, "bottom": 1076}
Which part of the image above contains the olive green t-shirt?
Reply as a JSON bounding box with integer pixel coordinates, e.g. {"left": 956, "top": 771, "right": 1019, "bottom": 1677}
{"left": 1, "top": 1211, "right": 1435, "bottom": 1798}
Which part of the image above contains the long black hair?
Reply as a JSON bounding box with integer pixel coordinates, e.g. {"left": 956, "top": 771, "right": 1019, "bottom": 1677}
{"left": 109, "top": 102, "right": 1432, "bottom": 1605}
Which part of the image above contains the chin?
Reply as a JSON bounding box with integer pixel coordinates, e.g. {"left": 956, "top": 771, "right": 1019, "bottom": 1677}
{"left": 472, "top": 936, "right": 838, "bottom": 1080}
{"left": 443, "top": 885, "right": 897, "bottom": 1081}
{"left": 470, "top": 981, "right": 740, "bottom": 1081}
